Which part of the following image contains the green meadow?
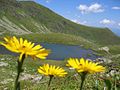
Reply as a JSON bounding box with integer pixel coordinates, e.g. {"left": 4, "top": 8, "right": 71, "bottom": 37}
{"left": 0, "top": 55, "right": 119, "bottom": 90}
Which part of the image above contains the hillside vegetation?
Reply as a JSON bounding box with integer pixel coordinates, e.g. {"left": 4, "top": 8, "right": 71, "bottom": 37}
{"left": 0, "top": 0, "right": 120, "bottom": 46}
{"left": 0, "top": 1, "right": 120, "bottom": 89}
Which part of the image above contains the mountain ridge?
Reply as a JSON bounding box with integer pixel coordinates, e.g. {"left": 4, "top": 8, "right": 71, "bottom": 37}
{"left": 0, "top": 0, "right": 120, "bottom": 45}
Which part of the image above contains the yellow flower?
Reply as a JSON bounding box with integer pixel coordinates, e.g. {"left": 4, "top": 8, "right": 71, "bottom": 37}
{"left": 66, "top": 58, "right": 80, "bottom": 69}
{"left": 31, "top": 48, "right": 50, "bottom": 60}
{"left": 66, "top": 58, "right": 105, "bottom": 74}
{"left": 38, "top": 64, "right": 67, "bottom": 77}
{"left": 0, "top": 36, "right": 50, "bottom": 61}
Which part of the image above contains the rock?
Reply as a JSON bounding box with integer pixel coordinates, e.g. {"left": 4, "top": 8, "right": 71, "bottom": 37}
{"left": 0, "top": 62, "right": 8, "bottom": 67}
{"left": 109, "top": 69, "right": 120, "bottom": 76}
{"left": 32, "top": 75, "right": 43, "bottom": 83}
{"left": 109, "top": 70, "right": 116, "bottom": 76}
{"left": 98, "top": 46, "right": 110, "bottom": 53}
{"left": 20, "top": 73, "right": 35, "bottom": 80}
{"left": 0, "top": 57, "right": 12, "bottom": 61}
{"left": 6, "top": 58, "right": 12, "bottom": 60}
{"left": 0, "top": 58, "right": 5, "bottom": 61}
{"left": 20, "top": 73, "right": 43, "bottom": 83}
{"left": 73, "top": 73, "right": 78, "bottom": 77}
{"left": 69, "top": 67, "right": 75, "bottom": 70}
{"left": 96, "top": 57, "right": 112, "bottom": 64}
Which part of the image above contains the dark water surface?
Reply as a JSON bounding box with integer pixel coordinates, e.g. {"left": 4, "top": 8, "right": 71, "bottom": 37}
{"left": 0, "top": 43, "right": 99, "bottom": 60}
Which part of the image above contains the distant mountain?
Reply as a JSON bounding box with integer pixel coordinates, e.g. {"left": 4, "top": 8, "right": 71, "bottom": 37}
{"left": 0, "top": 0, "right": 120, "bottom": 45}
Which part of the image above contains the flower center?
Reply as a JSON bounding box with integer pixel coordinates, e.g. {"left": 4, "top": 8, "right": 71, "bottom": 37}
{"left": 22, "top": 46, "right": 26, "bottom": 48}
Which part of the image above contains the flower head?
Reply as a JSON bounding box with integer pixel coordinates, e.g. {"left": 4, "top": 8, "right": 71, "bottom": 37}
{"left": 66, "top": 58, "right": 105, "bottom": 74}
{"left": 0, "top": 36, "right": 50, "bottom": 61}
{"left": 66, "top": 58, "right": 80, "bottom": 69}
{"left": 38, "top": 64, "right": 67, "bottom": 77}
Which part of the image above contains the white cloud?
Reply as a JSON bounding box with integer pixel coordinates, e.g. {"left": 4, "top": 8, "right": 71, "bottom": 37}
{"left": 71, "top": 19, "right": 81, "bottom": 24}
{"left": 77, "top": 3, "right": 104, "bottom": 14}
{"left": 71, "top": 19, "right": 87, "bottom": 25}
{"left": 100, "top": 19, "right": 114, "bottom": 24}
{"left": 112, "top": 6, "right": 120, "bottom": 10}
{"left": 89, "top": 3, "right": 104, "bottom": 13}
{"left": 78, "top": 5, "right": 88, "bottom": 14}
{"left": 118, "top": 23, "right": 120, "bottom": 26}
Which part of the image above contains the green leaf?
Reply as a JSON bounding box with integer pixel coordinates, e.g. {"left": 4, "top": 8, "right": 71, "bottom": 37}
{"left": 104, "top": 79, "right": 112, "bottom": 90}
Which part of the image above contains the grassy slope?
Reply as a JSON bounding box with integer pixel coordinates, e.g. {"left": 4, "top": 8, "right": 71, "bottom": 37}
{"left": 0, "top": 0, "right": 120, "bottom": 46}
{"left": 20, "top": 1, "right": 120, "bottom": 45}
{"left": 1, "top": 33, "right": 119, "bottom": 54}
{"left": 19, "top": 33, "right": 98, "bottom": 49}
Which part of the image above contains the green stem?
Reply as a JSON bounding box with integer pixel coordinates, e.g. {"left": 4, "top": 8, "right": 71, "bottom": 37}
{"left": 14, "top": 54, "right": 25, "bottom": 90}
{"left": 47, "top": 75, "right": 53, "bottom": 90}
{"left": 80, "top": 72, "right": 87, "bottom": 90}
{"left": 114, "top": 75, "right": 117, "bottom": 90}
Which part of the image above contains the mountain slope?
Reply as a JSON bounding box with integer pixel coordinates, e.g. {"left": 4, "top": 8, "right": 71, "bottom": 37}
{"left": 0, "top": 0, "right": 120, "bottom": 45}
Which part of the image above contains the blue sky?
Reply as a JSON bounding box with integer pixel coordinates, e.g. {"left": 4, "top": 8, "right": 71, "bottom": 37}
{"left": 34, "top": 0, "right": 120, "bottom": 36}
